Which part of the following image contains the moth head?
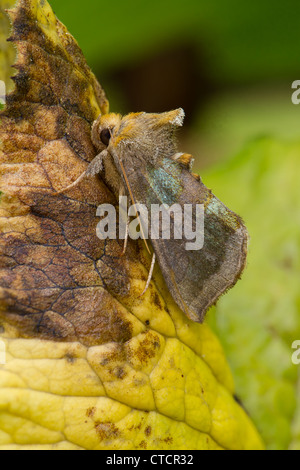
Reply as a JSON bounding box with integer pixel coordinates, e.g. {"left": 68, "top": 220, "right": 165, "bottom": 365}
{"left": 91, "top": 113, "right": 122, "bottom": 151}
{"left": 91, "top": 108, "right": 185, "bottom": 164}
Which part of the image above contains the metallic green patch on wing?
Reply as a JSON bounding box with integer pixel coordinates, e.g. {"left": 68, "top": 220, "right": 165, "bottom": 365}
{"left": 206, "top": 197, "right": 242, "bottom": 232}
{"left": 146, "top": 160, "right": 183, "bottom": 205}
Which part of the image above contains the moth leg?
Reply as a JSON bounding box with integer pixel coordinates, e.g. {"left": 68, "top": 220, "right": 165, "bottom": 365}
{"left": 140, "top": 252, "right": 156, "bottom": 296}
{"left": 121, "top": 217, "right": 130, "bottom": 256}
{"left": 119, "top": 183, "right": 130, "bottom": 256}
{"left": 55, "top": 149, "right": 107, "bottom": 195}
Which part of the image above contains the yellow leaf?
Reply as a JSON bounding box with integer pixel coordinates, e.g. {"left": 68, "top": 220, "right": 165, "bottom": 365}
{"left": 0, "top": 0, "right": 264, "bottom": 450}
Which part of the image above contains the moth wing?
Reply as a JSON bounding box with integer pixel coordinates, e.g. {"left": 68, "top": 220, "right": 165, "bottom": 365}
{"left": 150, "top": 205, "right": 248, "bottom": 322}
{"left": 122, "top": 155, "right": 248, "bottom": 322}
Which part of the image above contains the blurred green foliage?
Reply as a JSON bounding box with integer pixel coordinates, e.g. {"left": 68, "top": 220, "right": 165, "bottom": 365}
{"left": 205, "top": 138, "right": 300, "bottom": 450}
{"left": 50, "top": 0, "right": 300, "bottom": 84}
{"left": 189, "top": 86, "right": 300, "bottom": 169}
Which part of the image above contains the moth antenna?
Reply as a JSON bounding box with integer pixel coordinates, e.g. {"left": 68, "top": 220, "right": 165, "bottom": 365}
{"left": 140, "top": 253, "right": 156, "bottom": 297}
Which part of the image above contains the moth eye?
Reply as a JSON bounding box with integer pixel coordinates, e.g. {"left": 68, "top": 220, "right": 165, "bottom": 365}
{"left": 100, "top": 128, "right": 111, "bottom": 146}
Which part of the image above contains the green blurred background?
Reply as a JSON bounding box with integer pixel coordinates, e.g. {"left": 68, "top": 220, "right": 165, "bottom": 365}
{"left": 49, "top": 0, "right": 300, "bottom": 451}
{"left": 50, "top": 0, "right": 300, "bottom": 167}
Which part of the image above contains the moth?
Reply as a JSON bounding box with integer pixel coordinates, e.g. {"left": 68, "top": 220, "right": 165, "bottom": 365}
{"left": 57, "top": 109, "right": 248, "bottom": 322}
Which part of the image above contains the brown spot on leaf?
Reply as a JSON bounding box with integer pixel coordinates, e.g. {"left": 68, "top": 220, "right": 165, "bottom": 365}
{"left": 99, "top": 344, "right": 127, "bottom": 366}
{"left": 127, "top": 331, "right": 161, "bottom": 365}
{"left": 113, "top": 366, "right": 127, "bottom": 379}
{"left": 145, "top": 425, "right": 152, "bottom": 437}
{"left": 152, "top": 291, "right": 163, "bottom": 310}
{"left": 95, "top": 422, "right": 120, "bottom": 441}
{"left": 65, "top": 353, "right": 76, "bottom": 364}
{"left": 86, "top": 407, "right": 96, "bottom": 418}
{"left": 128, "top": 421, "right": 143, "bottom": 432}
{"left": 163, "top": 436, "right": 173, "bottom": 445}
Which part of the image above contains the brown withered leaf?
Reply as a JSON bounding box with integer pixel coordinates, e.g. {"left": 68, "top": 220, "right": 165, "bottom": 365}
{"left": 0, "top": 0, "right": 154, "bottom": 346}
